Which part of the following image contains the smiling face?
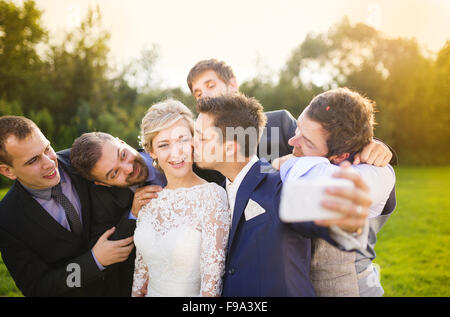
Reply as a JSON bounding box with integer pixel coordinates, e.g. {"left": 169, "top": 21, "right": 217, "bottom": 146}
{"left": 149, "top": 118, "right": 194, "bottom": 180}
{"left": 89, "top": 139, "right": 149, "bottom": 188}
{"left": 0, "top": 129, "right": 60, "bottom": 189}
{"left": 191, "top": 70, "right": 238, "bottom": 100}
{"left": 288, "top": 110, "right": 330, "bottom": 158}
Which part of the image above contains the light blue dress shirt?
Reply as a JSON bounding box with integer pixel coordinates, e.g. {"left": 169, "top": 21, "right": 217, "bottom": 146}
{"left": 280, "top": 156, "right": 396, "bottom": 218}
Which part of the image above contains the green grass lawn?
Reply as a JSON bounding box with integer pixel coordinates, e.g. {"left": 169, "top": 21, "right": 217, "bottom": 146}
{"left": 374, "top": 166, "right": 450, "bottom": 297}
{"left": 1, "top": 166, "right": 449, "bottom": 297}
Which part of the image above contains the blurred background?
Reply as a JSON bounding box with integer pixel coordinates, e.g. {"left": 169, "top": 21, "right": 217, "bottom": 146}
{"left": 0, "top": 0, "right": 449, "bottom": 296}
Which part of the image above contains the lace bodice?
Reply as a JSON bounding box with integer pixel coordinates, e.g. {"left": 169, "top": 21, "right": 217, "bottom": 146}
{"left": 132, "top": 182, "right": 230, "bottom": 297}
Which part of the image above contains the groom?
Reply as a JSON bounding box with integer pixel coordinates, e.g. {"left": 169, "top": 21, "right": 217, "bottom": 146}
{"left": 194, "top": 93, "right": 371, "bottom": 296}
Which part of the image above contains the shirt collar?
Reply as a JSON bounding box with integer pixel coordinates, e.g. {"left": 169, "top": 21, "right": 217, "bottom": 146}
{"left": 225, "top": 155, "right": 259, "bottom": 191}
{"left": 22, "top": 166, "right": 67, "bottom": 201}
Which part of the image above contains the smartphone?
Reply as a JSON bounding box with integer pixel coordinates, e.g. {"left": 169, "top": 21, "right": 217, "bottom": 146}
{"left": 279, "top": 176, "right": 354, "bottom": 222}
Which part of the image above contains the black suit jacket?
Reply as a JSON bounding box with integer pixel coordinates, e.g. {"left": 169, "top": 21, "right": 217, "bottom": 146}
{"left": 88, "top": 181, "right": 136, "bottom": 297}
{"left": 259, "top": 110, "right": 297, "bottom": 162}
{"left": 0, "top": 155, "right": 107, "bottom": 296}
{"left": 58, "top": 149, "right": 136, "bottom": 297}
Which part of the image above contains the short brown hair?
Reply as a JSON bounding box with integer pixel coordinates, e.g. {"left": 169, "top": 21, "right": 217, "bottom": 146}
{"left": 70, "top": 132, "right": 116, "bottom": 181}
{"left": 196, "top": 93, "right": 267, "bottom": 157}
{"left": 187, "top": 59, "right": 235, "bottom": 92}
{"left": 305, "top": 88, "right": 375, "bottom": 157}
{"left": 0, "top": 116, "right": 39, "bottom": 165}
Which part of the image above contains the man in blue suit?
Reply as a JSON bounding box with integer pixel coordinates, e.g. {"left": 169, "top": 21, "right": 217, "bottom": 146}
{"left": 194, "top": 93, "right": 372, "bottom": 296}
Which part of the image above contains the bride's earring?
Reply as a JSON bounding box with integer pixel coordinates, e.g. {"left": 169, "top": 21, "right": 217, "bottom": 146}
{"left": 152, "top": 158, "right": 158, "bottom": 168}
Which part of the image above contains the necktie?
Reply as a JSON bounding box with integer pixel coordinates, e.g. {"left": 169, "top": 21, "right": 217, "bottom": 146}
{"left": 51, "top": 183, "right": 83, "bottom": 235}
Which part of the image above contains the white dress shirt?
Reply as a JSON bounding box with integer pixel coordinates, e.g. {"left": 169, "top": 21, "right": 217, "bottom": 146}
{"left": 225, "top": 155, "right": 259, "bottom": 220}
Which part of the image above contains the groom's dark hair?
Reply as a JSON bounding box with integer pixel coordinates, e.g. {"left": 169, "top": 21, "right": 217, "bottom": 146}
{"left": 196, "top": 93, "right": 267, "bottom": 157}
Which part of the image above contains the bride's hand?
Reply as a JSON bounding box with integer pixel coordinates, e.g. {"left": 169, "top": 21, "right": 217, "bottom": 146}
{"left": 131, "top": 185, "right": 163, "bottom": 217}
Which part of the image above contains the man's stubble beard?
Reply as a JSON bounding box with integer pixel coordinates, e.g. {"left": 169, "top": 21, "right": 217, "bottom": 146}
{"left": 125, "top": 154, "right": 149, "bottom": 187}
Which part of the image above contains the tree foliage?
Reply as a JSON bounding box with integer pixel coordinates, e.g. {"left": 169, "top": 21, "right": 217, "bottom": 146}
{"left": 242, "top": 17, "right": 450, "bottom": 165}
{"left": 0, "top": 2, "right": 449, "bottom": 172}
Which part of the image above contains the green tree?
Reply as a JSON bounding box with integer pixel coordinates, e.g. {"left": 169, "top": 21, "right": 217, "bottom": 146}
{"left": 0, "top": 0, "right": 48, "bottom": 107}
{"left": 274, "top": 17, "right": 449, "bottom": 165}
{"left": 45, "top": 5, "right": 111, "bottom": 121}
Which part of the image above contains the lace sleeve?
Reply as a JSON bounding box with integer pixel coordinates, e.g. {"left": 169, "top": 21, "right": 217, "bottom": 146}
{"left": 131, "top": 249, "right": 149, "bottom": 297}
{"left": 200, "top": 184, "right": 231, "bottom": 297}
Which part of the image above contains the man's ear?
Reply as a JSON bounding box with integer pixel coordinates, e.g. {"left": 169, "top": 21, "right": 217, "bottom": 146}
{"left": 0, "top": 164, "right": 17, "bottom": 181}
{"left": 93, "top": 180, "right": 111, "bottom": 187}
{"left": 149, "top": 152, "right": 157, "bottom": 161}
{"left": 329, "top": 153, "right": 350, "bottom": 165}
{"left": 228, "top": 77, "right": 239, "bottom": 93}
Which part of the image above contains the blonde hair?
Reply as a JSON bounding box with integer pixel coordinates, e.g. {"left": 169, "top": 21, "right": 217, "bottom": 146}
{"left": 140, "top": 99, "right": 194, "bottom": 153}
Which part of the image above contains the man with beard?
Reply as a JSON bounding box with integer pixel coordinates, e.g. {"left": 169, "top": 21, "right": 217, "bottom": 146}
{"left": 65, "top": 132, "right": 166, "bottom": 296}
{"left": 0, "top": 116, "right": 135, "bottom": 296}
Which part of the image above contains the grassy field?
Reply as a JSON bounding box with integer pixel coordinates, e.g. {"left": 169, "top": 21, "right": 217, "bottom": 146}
{"left": 374, "top": 166, "right": 450, "bottom": 296}
{"left": 0, "top": 166, "right": 449, "bottom": 297}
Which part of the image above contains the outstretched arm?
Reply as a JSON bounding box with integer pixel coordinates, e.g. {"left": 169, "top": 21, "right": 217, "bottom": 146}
{"left": 314, "top": 161, "right": 371, "bottom": 233}
{"left": 283, "top": 161, "right": 371, "bottom": 250}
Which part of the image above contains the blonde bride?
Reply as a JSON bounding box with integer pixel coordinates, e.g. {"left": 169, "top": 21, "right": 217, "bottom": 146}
{"left": 131, "top": 99, "right": 230, "bottom": 297}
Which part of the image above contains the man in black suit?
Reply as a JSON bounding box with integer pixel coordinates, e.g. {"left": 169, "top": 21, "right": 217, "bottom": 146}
{"left": 0, "top": 116, "right": 134, "bottom": 296}
{"left": 67, "top": 132, "right": 166, "bottom": 296}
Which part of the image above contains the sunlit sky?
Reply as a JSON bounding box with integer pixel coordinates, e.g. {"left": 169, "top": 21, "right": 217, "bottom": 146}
{"left": 31, "top": 0, "right": 450, "bottom": 90}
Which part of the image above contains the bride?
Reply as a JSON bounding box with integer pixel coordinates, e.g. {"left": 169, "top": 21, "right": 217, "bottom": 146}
{"left": 131, "top": 99, "right": 230, "bottom": 297}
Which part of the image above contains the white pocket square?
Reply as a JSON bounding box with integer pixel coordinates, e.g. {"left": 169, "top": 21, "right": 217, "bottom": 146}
{"left": 244, "top": 199, "right": 266, "bottom": 221}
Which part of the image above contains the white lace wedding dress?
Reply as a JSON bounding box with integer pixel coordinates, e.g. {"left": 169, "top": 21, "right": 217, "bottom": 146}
{"left": 132, "top": 182, "right": 230, "bottom": 297}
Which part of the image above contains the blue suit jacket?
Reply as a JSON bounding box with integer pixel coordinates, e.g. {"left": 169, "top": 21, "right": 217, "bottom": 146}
{"left": 222, "top": 160, "right": 339, "bottom": 297}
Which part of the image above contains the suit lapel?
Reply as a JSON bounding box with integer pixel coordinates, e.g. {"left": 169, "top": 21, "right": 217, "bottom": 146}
{"left": 59, "top": 160, "right": 91, "bottom": 243}
{"left": 227, "top": 161, "right": 266, "bottom": 256}
{"left": 92, "top": 185, "right": 134, "bottom": 211}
